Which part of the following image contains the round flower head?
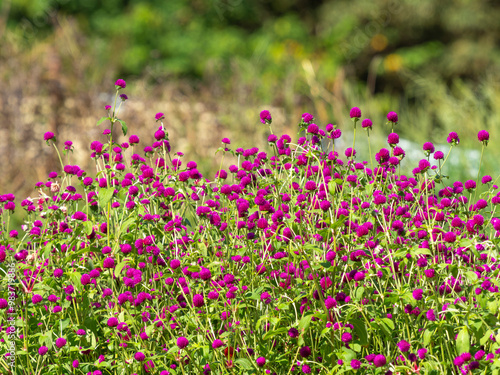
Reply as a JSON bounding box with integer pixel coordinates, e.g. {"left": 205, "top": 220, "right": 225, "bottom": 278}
{"left": 387, "top": 111, "right": 398, "bottom": 123}
{"left": 134, "top": 352, "right": 145, "bottom": 361}
{"left": 44, "top": 132, "right": 55, "bottom": 142}
{"left": 115, "top": 79, "right": 126, "bottom": 89}
{"left": 256, "top": 357, "right": 266, "bottom": 367}
{"left": 351, "top": 359, "right": 361, "bottom": 369}
{"left": 433, "top": 151, "right": 444, "bottom": 160}
{"left": 373, "top": 354, "right": 386, "bottom": 367}
{"left": 107, "top": 317, "right": 119, "bottom": 327}
{"left": 260, "top": 110, "right": 272, "bottom": 125}
{"left": 55, "top": 337, "right": 67, "bottom": 348}
{"left": 212, "top": 339, "right": 224, "bottom": 349}
{"left": 155, "top": 112, "right": 164, "bottom": 121}
{"left": 397, "top": 340, "right": 411, "bottom": 352}
{"left": 423, "top": 142, "right": 435, "bottom": 154}
{"left": 299, "top": 346, "right": 311, "bottom": 358}
{"left": 387, "top": 132, "right": 399, "bottom": 145}
{"left": 349, "top": 107, "right": 361, "bottom": 119}
{"left": 447, "top": 131, "right": 460, "bottom": 145}
{"left": 361, "top": 118, "right": 372, "bottom": 129}
{"left": 193, "top": 294, "right": 204, "bottom": 307}
{"left": 119, "top": 94, "right": 128, "bottom": 101}
{"left": 38, "top": 346, "right": 49, "bottom": 356}
{"left": 288, "top": 327, "right": 299, "bottom": 338}
{"left": 103, "top": 257, "right": 115, "bottom": 268}
{"left": 478, "top": 130, "right": 489, "bottom": 145}
{"left": 412, "top": 289, "right": 423, "bottom": 300}
{"left": 177, "top": 336, "right": 189, "bottom": 349}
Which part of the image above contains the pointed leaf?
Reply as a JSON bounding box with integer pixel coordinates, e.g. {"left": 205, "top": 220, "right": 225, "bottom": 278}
{"left": 351, "top": 319, "right": 368, "bottom": 346}
{"left": 456, "top": 327, "right": 470, "bottom": 354}
{"left": 96, "top": 117, "right": 110, "bottom": 126}
{"left": 117, "top": 119, "right": 127, "bottom": 136}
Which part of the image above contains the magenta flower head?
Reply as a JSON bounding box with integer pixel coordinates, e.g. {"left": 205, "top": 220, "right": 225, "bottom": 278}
{"left": 447, "top": 131, "right": 460, "bottom": 146}
{"left": 256, "top": 357, "right": 266, "bottom": 367}
{"left": 299, "top": 346, "right": 312, "bottom": 358}
{"left": 38, "top": 346, "right": 49, "bottom": 356}
{"left": 107, "top": 317, "right": 119, "bottom": 327}
{"left": 115, "top": 79, "right": 126, "bottom": 89}
{"left": 177, "top": 336, "right": 189, "bottom": 349}
{"left": 134, "top": 352, "right": 145, "bottom": 361}
{"left": 351, "top": 359, "right": 361, "bottom": 369}
{"left": 387, "top": 132, "right": 399, "bottom": 145}
{"left": 417, "top": 348, "right": 428, "bottom": 359}
{"left": 387, "top": 111, "right": 398, "bottom": 123}
{"left": 103, "top": 257, "right": 115, "bottom": 269}
{"left": 119, "top": 94, "right": 128, "bottom": 101}
{"left": 423, "top": 142, "right": 435, "bottom": 154}
{"left": 349, "top": 107, "right": 361, "bottom": 119}
{"left": 260, "top": 110, "right": 272, "bottom": 125}
{"left": 193, "top": 294, "right": 204, "bottom": 307}
{"left": 397, "top": 340, "right": 411, "bottom": 352}
{"left": 155, "top": 112, "right": 165, "bottom": 121}
{"left": 212, "top": 339, "right": 224, "bottom": 349}
{"left": 129, "top": 135, "right": 140, "bottom": 145}
{"left": 373, "top": 354, "right": 386, "bottom": 367}
{"left": 478, "top": 130, "right": 489, "bottom": 145}
{"left": 44, "top": 132, "right": 55, "bottom": 143}
{"left": 32, "top": 294, "right": 43, "bottom": 304}
{"left": 361, "top": 118, "right": 372, "bottom": 129}
{"left": 412, "top": 289, "right": 423, "bottom": 300}
{"left": 55, "top": 337, "right": 67, "bottom": 349}
{"left": 288, "top": 327, "right": 299, "bottom": 338}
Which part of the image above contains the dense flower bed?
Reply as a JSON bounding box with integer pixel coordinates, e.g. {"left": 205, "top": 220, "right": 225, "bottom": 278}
{"left": 1, "top": 81, "right": 500, "bottom": 375}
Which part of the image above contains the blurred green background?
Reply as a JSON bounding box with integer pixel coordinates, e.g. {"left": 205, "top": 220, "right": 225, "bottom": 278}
{"left": 1, "top": 0, "right": 499, "bottom": 210}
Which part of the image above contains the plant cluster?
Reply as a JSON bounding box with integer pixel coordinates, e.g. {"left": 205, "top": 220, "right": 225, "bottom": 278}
{"left": 1, "top": 81, "right": 500, "bottom": 375}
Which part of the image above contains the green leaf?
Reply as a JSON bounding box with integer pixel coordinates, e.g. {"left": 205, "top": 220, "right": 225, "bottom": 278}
{"left": 456, "top": 327, "right": 470, "bottom": 354}
{"left": 465, "top": 271, "right": 478, "bottom": 283}
{"left": 381, "top": 318, "right": 394, "bottom": 330}
{"left": 341, "top": 347, "right": 356, "bottom": 362}
{"left": 114, "top": 260, "right": 128, "bottom": 276}
{"left": 235, "top": 358, "right": 253, "bottom": 370}
{"left": 355, "top": 287, "right": 365, "bottom": 301}
{"left": 117, "top": 119, "right": 127, "bottom": 136}
{"left": 423, "top": 329, "right": 432, "bottom": 346}
{"left": 119, "top": 216, "right": 136, "bottom": 234}
{"left": 298, "top": 313, "right": 314, "bottom": 331}
{"left": 43, "top": 243, "right": 52, "bottom": 258}
{"left": 98, "top": 187, "right": 115, "bottom": 208}
{"left": 96, "top": 117, "right": 110, "bottom": 126}
{"left": 351, "top": 319, "right": 368, "bottom": 346}
{"left": 489, "top": 300, "right": 499, "bottom": 315}
{"left": 83, "top": 221, "right": 94, "bottom": 236}
{"left": 351, "top": 343, "right": 362, "bottom": 352}
{"left": 263, "top": 327, "right": 288, "bottom": 340}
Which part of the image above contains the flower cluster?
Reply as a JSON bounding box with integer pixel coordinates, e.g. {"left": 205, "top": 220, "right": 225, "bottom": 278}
{"left": 0, "top": 82, "right": 498, "bottom": 374}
